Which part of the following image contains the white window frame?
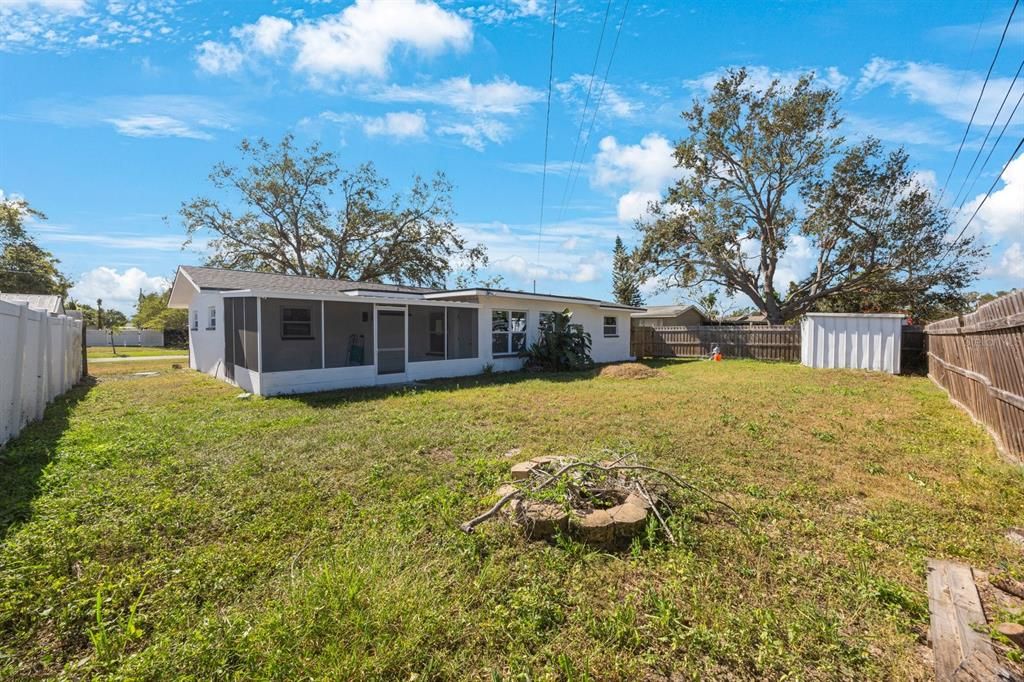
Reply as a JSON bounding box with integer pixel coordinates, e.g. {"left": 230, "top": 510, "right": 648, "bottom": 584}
{"left": 281, "top": 305, "right": 314, "bottom": 340}
{"left": 207, "top": 305, "right": 217, "bottom": 330}
{"left": 491, "top": 309, "right": 527, "bottom": 356}
{"left": 603, "top": 316, "right": 618, "bottom": 337}
{"left": 191, "top": 309, "right": 199, "bottom": 331}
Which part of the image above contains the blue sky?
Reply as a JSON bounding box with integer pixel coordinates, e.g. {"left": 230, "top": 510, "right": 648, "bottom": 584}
{"left": 1, "top": 0, "right": 1022, "bottom": 313}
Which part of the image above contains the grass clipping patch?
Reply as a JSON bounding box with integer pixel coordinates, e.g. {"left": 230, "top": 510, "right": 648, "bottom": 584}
{"left": 461, "top": 454, "right": 737, "bottom": 549}
{"left": 597, "top": 363, "right": 661, "bottom": 379}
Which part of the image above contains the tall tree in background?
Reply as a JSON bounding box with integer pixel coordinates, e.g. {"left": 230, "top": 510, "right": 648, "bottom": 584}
{"left": 634, "top": 69, "right": 985, "bottom": 324}
{"left": 611, "top": 236, "right": 643, "bottom": 307}
{"left": 0, "top": 198, "right": 71, "bottom": 296}
{"left": 182, "top": 135, "right": 488, "bottom": 288}
{"left": 134, "top": 290, "right": 188, "bottom": 331}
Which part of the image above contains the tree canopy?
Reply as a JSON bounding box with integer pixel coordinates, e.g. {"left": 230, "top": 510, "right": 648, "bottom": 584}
{"left": 611, "top": 236, "right": 643, "bottom": 307}
{"left": 134, "top": 290, "right": 188, "bottom": 331}
{"left": 0, "top": 198, "right": 72, "bottom": 297}
{"left": 182, "top": 135, "right": 487, "bottom": 288}
{"left": 634, "top": 69, "right": 985, "bottom": 324}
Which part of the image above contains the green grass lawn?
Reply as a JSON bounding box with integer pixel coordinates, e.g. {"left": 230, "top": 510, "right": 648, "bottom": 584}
{"left": 1, "top": 359, "right": 1021, "bottom": 680}
{"left": 85, "top": 346, "right": 187, "bottom": 359}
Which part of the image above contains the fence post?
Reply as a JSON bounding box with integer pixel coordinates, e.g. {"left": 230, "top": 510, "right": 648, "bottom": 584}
{"left": 8, "top": 304, "right": 28, "bottom": 439}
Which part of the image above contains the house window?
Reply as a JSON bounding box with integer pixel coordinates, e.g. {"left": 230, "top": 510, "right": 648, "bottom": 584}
{"left": 207, "top": 306, "right": 217, "bottom": 330}
{"left": 603, "top": 316, "right": 618, "bottom": 337}
{"left": 491, "top": 310, "right": 527, "bottom": 355}
{"left": 191, "top": 310, "right": 199, "bottom": 331}
{"left": 281, "top": 306, "right": 313, "bottom": 339}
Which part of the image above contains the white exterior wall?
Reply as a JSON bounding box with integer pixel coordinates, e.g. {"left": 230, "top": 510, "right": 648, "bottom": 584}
{"left": 800, "top": 313, "right": 903, "bottom": 374}
{"left": 188, "top": 293, "right": 227, "bottom": 380}
{"left": 190, "top": 291, "right": 633, "bottom": 396}
{"left": 0, "top": 300, "right": 84, "bottom": 446}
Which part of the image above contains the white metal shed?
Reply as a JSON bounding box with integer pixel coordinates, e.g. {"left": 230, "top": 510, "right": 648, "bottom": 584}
{"left": 800, "top": 313, "right": 904, "bottom": 374}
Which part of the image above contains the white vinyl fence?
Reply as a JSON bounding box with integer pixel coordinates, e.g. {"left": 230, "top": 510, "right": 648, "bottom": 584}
{"left": 1, "top": 300, "right": 84, "bottom": 447}
{"left": 86, "top": 327, "right": 163, "bottom": 347}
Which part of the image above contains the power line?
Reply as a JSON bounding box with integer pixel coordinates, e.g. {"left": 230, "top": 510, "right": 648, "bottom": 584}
{"left": 938, "top": 0, "right": 1020, "bottom": 202}
{"left": 533, "top": 0, "right": 558, "bottom": 290}
{"left": 559, "top": 0, "right": 631, "bottom": 220}
{"left": 953, "top": 83, "right": 1024, "bottom": 213}
{"left": 944, "top": 135, "right": 1024, "bottom": 257}
{"left": 556, "top": 0, "right": 614, "bottom": 219}
{"left": 949, "top": 58, "right": 1024, "bottom": 209}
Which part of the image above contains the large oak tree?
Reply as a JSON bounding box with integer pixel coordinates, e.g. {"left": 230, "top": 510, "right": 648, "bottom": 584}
{"left": 182, "top": 135, "right": 487, "bottom": 288}
{"left": 635, "top": 69, "right": 985, "bottom": 324}
{"left": 0, "top": 198, "right": 72, "bottom": 297}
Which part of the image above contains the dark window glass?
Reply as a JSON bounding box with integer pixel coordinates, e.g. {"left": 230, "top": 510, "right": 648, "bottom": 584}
{"left": 281, "top": 307, "right": 313, "bottom": 339}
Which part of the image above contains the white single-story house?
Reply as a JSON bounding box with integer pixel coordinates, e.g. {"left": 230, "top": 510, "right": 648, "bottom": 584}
{"left": 168, "top": 266, "right": 642, "bottom": 396}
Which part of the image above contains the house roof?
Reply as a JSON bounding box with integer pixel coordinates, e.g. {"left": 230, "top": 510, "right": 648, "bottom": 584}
{"left": 631, "top": 304, "right": 705, "bottom": 319}
{"left": 168, "top": 265, "right": 642, "bottom": 311}
{"left": 0, "top": 292, "right": 65, "bottom": 315}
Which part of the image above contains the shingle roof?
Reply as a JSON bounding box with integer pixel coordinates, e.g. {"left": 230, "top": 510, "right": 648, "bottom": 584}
{"left": 631, "top": 304, "right": 703, "bottom": 318}
{"left": 0, "top": 292, "right": 64, "bottom": 314}
{"left": 180, "top": 266, "right": 440, "bottom": 295}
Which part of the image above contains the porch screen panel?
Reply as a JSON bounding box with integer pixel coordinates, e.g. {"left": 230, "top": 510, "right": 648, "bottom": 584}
{"left": 324, "top": 301, "right": 374, "bottom": 368}
{"left": 232, "top": 298, "right": 246, "bottom": 370}
{"left": 409, "top": 305, "right": 446, "bottom": 362}
{"left": 242, "top": 297, "right": 258, "bottom": 371}
{"left": 223, "top": 296, "right": 235, "bottom": 380}
{"left": 446, "top": 307, "right": 478, "bottom": 359}
{"left": 260, "top": 298, "right": 322, "bottom": 372}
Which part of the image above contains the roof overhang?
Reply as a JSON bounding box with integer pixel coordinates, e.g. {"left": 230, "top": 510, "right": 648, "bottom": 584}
{"left": 220, "top": 289, "right": 479, "bottom": 308}
{"left": 423, "top": 288, "right": 643, "bottom": 312}
{"left": 167, "top": 266, "right": 200, "bottom": 309}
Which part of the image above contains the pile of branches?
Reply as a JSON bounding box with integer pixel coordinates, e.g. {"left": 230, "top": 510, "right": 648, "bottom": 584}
{"left": 460, "top": 453, "right": 737, "bottom": 547}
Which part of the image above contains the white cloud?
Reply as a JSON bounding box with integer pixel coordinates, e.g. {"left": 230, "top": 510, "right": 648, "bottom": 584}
{"left": 105, "top": 115, "right": 213, "bottom": 140}
{"left": 232, "top": 15, "right": 293, "bottom": 55}
{"left": 24, "top": 94, "right": 237, "bottom": 140}
{"left": 70, "top": 267, "right": 170, "bottom": 313}
{"left": 195, "top": 40, "right": 244, "bottom": 75}
{"left": 1, "top": 0, "right": 178, "bottom": 51}
{"left": 362, "top": 111, "right": 427, "bottom": 140}
{"left": 855, "top": 58, "right": 1024, "bottom": 125}
{"left": 685, "top": 65, "right": 849, "bottom": 95}
{"left": 961, "top": 153, "right": 1024, "bottom": 238}
{"left": 193, "top": 1, "right": 471, "bottom": 82}
{"left": 436, "top": 119, "right": 509, "bottom": 151}
{"left": 592, "top": 133, "right": 683, "bottom": 222}
{"left": 459, "top": 0, "right": 546, "bottom": 25}
{"left": 556, "top": 74, "right": 642, "bottom": 120}
{"left": 999, "top": 242, "right": 1024, "bottom": 279}
{"left": 292, "top": 0, "right": 471, "bottom": 80}
{"left": 1, "top": 0, "right": 85, "bottom": 13}
{"left": 371, "top": 76, "right": 542, "bottom": 115}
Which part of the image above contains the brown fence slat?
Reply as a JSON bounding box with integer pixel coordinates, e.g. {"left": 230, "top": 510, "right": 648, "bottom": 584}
{"left": 924, "top": 290, "right": 1024, "bottom": 463}
{"left": 631, "top": 324, "right": 802, "bottom": 362}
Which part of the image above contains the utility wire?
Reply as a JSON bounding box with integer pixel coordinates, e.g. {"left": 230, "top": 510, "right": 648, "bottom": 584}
{"left": 555, "top": 0, "right": 614, "bottom": 219}
{"left": 559, "top": 0, "right": 631, "bottom": 220}
{"left": 943, "top": 135, "right": 1024, "bottom": 258}
{"left": 534, "top": 0, "right": 558, "bottom": 289}
{"left": 938, "top": 0, "right": 1020, "bottom": 203}
{"left": 953, "top": 84, "right": 1024, "bottom": 214}
{"left": 949, "top": 58, "right": 1024, "bottom": 209}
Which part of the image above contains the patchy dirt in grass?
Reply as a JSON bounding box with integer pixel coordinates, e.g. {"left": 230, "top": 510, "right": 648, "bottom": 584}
{"left": 597, "top": 363, "right": 661, "bottom": 379}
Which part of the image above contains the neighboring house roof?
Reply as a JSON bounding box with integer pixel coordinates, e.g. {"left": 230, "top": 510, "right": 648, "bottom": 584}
{"left": 631, "top": 304, "right": 706, "bottom": 319}
{"left": 168, "top": 265, "right": 642, "bottom": 311}
{"left": 0, "top": 292, "right": 65, "bottom": 315}
{"left": 721, "top": 312, "right": 769, "bottom": 324}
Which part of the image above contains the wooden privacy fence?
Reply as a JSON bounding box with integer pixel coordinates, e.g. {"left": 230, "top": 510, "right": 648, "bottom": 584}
{"left": 925, "top": 290, "right": 1024, "bottom": 463}
{"left": 633, "top": 322, "right": 928, "bottom": 369}
{"left": 0, "top": 300, "right": 84, "bottom": 447}
{"left": 631, "top": 324, "right": 801, "bottom": 361}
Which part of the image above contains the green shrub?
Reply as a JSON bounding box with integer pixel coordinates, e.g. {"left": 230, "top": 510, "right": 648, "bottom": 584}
{"left": 521, "top": 308, "right": 593, "bottom": 371}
